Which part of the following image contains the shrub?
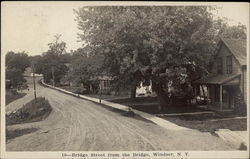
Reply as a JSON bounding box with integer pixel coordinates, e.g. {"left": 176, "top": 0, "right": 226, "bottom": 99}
{"left": 6, "top": 97, "right": 52, "bottom": 125}
{"left": 234, "top": 93, "right": 246, "bottom": 116}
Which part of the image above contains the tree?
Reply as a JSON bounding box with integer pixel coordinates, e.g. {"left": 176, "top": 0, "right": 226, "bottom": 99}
{"left": 6, "top": 51, "right": 30, "bottom": 72}
{"left": 212, "top": 17, "right": 247, "bottom": 39}
{"left": 6, "top": 51, "right": 30, "bottom": 88}
{"left": 33, "top": 35, "right": 69, "bottom": 85}
{"left": 75, "top": 6, "right": 154, "bottom": 99}
{"left": 30, "top": 55, "right": 43, "bottom": 74}
{"left": 63, "top": 47, "right": 104, "bottom": 92}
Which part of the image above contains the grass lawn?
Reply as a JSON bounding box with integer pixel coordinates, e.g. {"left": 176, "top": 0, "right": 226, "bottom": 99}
{"left": 109, "top": 97, "right": 206, "bottom": 114}
{"left": 6, "top": 97, "right": 52, "bottom": 125}
{"left": 59, "top": 86, "right": 87, "bottom": 94}
{"left": 6, "top": 89, "right": 27, "bottom": 105}
{"left": 161, "top": 113, "right": 247, "bottom": 134}
{"left": 109, "top": 96, "right": 159, "bottom": 113}
{"left": 85, "top": 94, "right": 128, "bottom": 100}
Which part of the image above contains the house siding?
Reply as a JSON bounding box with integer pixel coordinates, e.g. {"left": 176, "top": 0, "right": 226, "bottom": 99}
{"left": 242, "top": 68, "right": 247, "bottom": 102}
{"left": 212, "top": 45, "right": 241, "bottom": 75}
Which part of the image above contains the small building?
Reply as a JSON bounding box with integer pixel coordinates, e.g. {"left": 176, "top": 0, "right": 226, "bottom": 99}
{"left": 194, "top": 38, "right": 247, "bottom": 111}
{"left": 136, "top": 81, "right": 156, "bottom": 97}
{"left": 98, "top": 75, "right": 112, "bottom": 93}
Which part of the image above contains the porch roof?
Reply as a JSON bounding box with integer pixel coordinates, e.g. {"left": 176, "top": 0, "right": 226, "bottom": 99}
{"left": 193, "top": 74, "right": 240, "bottom": 85}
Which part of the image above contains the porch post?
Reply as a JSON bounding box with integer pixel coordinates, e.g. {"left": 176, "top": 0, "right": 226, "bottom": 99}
{"left": 220, "top": 85, "right": 223, "bottom": 110}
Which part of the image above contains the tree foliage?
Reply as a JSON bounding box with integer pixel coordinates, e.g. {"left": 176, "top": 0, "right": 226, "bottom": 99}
{"left": 75, "top": 6, "right": 246, "bottom": 109}
{"left": 6, "top": 51, "right": 30, "bottom": 72}
{"left": 62, "top": 47, "right": 104, "bottom": 92}
{"left": 213, "top": 18, "right": 247, "bottom": 39}
{"left": 6, "top": 51, "right": 30, "bottom": 88}
{"left": 33, "top": 35, "right": 70, "bottom": 85}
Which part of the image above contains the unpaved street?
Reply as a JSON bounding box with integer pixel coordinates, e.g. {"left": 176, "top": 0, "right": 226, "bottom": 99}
{"left": 6, "top": 77, "right": 236, "bottom": 151}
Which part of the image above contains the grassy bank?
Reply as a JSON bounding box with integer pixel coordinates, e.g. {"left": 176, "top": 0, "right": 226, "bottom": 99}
{"left": 6, "top": 97, "right": 52, "bottom": 125}
{"left": 6, "top": 89, "right": 27, "bottom": 105}
{"left": 6, "top": 128, "right": 38, "bottom": 141}
{"left": 85, "top": 94, "right": 128, "bottom": 100}
{"left": 109, "top": 97, "right": 206, "bottom": 114}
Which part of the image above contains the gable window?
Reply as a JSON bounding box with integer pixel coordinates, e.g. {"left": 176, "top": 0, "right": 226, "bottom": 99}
{"left": 226, "top": 56, "right": 232, "bottom": 74}
{"left": 217, "top": 57, "right": 223, "bottom": 74}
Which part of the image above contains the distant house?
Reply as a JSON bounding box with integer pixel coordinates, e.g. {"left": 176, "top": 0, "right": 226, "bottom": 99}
{"left": 136, "top": 81, "right": 155, "bottom": 97}
{"left": 98, "top": 75, "right": 113, "bottom": 94}
{"left": 194, "top": 38, "right": 247, "bottom": 111}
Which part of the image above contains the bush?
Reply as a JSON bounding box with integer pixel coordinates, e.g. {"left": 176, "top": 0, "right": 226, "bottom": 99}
{"left": 6, "top": 89, "right": 27, "bottom": 105}
{"left": 10, "top": 89, "right": 18, "bottom": 95}
{"left": 234, "top": 93, "right": 246, "bottom": 116}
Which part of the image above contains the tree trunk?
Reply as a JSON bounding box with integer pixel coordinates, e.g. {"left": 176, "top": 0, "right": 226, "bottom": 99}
{"left": 130, "top": 84, "right": 137, "bottom": 100}
{"left": 156, "top": 91, "right": 169, "bottom": 112}
{"left": 89, "top": 83, "right": 93, "bottom": 93}
{"left": 51, "top": 66, "right": 55, "bottom": 86}
{"left": 152, "top": 81, "right": 169, "bottom": 112}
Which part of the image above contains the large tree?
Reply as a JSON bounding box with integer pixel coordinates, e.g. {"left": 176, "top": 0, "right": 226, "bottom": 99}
{"left": 6, "top": 51, "right": 30, "bottom": 88}
{"left": 75, "top": 6, "right": 154, "bottom": 99}
{"left": 33, "top": 35, "right": 69, "bottom": 85}
{"left": 6, "top": 51, "right": 30, "bottom": 72}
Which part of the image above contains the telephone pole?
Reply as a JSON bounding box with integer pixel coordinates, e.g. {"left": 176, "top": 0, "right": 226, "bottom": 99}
{"left": 99, "top": 79, "right": 102, "bottom": 103}
{"left": 32, "top": 63, "right": 37, "bottom": 101}
{"left": 52, "top": 66, "right": 55, "bottom": 87}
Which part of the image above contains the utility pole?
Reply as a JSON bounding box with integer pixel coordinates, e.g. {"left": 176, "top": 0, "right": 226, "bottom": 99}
{"left": 32, "top": 63, "right": 37, "bottom": 101}
{"left": 99, "top": 80, "right": 102, "bottom": 103}
{"left": 52, "top": 66, "right": 55, "bottom": 87}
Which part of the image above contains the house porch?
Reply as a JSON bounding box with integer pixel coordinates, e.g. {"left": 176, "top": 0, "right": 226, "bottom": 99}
{"left": 193, "top": 74, "right": 241, "bottom": 111}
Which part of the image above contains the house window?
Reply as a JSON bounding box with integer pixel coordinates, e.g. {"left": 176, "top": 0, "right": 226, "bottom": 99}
{"left": 214, "top": 85, "right": 220, "bottom": 102}
{"left": 226, "top": 56, "right": 232, "bottom": 74}
{"left": 217, "top": 57, "right": 223, "bottom": 74}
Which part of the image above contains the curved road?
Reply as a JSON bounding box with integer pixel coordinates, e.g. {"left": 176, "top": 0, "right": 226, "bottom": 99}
{"left": 6, "top": 77, "right": 236, "bottom": 151}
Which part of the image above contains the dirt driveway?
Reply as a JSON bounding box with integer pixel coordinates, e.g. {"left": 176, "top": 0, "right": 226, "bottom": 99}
{"left": 6, "top": 77, "right": 237, "bottom": 151}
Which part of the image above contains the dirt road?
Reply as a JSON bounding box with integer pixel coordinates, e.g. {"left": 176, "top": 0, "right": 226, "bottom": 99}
{"left": 6, "top": 77, "right": 236, "bottom": 151}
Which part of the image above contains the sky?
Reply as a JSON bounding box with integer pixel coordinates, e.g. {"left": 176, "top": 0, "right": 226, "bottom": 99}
{"left": 1, "top": 2, "right": 249, "bottom": 56}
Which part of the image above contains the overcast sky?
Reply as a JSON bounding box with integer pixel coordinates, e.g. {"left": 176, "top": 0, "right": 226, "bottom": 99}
{"left": 1, "top": 2, "right": 249, "bottom": 56}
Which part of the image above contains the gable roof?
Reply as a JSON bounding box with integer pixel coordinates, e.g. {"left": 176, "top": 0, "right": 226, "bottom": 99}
{"left": 220, "top": 38, "right": 246, "bottom": 66}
